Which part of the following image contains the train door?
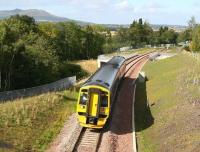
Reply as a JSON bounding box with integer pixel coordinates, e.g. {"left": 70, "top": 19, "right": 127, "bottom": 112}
{"left": 88, "top": 88, "right": 100, "bottom": 117}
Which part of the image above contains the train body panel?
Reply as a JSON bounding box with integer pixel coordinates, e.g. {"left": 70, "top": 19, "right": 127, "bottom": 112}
{"left": 77, "top": 56, "right": 126, "bottom": 129}
{"left": 77, "top": 85, "right": 110, "bottom": 128}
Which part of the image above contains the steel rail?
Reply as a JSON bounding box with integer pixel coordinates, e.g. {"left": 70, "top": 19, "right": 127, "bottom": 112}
{"left": 124, "top": 53, "right": 152, "bottom": 76}
{"left": 72, "top": 128, "right": 102, "bottom": 152}
{"left": 72, "top": 52, "right": 153, "bottom": 152}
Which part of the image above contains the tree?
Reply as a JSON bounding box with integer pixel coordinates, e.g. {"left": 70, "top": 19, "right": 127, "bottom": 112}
{"left": 191, "top": 25, "right": 200, "bottom": 51}
{"left": 177, "top": 29, "right": 192, "bottom": 42}
{"left": 188, "top": 16, "right": 197, "bottom": 29}
{"left": 129, "top": 18, "right": 153, "bottom": 48}
{"left": 0, "top": 15, "right": 39, "bottom": 90}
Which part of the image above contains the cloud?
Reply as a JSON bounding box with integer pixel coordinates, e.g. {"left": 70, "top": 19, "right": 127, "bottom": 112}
{"left": 0, "top": 0, "right": 60, "bottom": 8}
{"left": 144, "top": 1, "right": 163, "bottom": 12}
{"left": 193, "top": 1, "right": 200, "bottom": 6}
{"left": 134, "top": 1, "right": 164, "bottom": 14}
{"left": 67, "top": 0, "right": 112, "bottom": 11}
{"left": 114, "top": 0, "right": 134, "bottom": 12}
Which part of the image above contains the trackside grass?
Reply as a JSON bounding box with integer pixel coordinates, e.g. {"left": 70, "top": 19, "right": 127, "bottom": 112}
{"left": 135, "top": 52, "right": 200, "bottom": 152}
{"left": 74, "top": 59, "right": 98, "bottom": 75}
{"left": 0, "top": 90, "right": 78, "bottom": 152}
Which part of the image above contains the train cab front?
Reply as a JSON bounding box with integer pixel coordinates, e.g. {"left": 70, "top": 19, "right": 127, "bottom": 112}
{"left": 77, "top": 86, "right": 110, "bottom": 129}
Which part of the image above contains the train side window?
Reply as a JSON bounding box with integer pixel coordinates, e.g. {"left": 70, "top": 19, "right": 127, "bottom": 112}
{"left": 80, "top": 93, "right": 87, "bottom": 105}
{"left": 101, "top": 95, "right": 108, "bottom": 107}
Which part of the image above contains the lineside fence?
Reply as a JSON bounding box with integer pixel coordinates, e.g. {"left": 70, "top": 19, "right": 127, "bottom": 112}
{"left": 0, "top": 76, "right": 76, "bottom": 102}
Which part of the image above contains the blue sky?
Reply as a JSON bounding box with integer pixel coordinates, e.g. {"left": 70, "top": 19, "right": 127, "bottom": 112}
{"left": 0, "top": 0, "right": 200, "bottom": 25}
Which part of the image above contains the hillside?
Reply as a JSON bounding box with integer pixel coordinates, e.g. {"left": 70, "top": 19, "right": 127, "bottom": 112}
{"left": 0, "top": 90, "right": 78, "bottom": 152}
{"left": 135, "top": 51, "right": 200, "bottom": 151}
{"left": 0, "top": 9, "right": 187, "bottom": 31}
{"left": 0, "top": 9, "right": 90, "bottom": 25}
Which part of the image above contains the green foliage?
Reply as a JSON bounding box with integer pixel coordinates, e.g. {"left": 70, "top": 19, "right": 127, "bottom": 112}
{"left": 177, "top": 29, "right": 192, "bottom": 42}
{"left": 0, "top": 15, "right": 101, "bottom": 91}
{"left": 0, "top": 15, "right": 182, "bottom": 91}
{"left": 188, "top": 16, "right": 197, "bottom": 29}
{"left": 191, "top": 25, "right": 200, "bottom": 51}
{"left": 152, "top": 26, "right": 178, "bottom": 45}
{"left": 129, "top": 18, "right": 153, "bottom": 48}
{"left": 58, "top": 63, "right": 88, "bottom": 80}
{"left": 113, "top": 18, "right": 178, "bottom": 48}
{"left": 136, "top": 53, "right": 200, "bottom": 152}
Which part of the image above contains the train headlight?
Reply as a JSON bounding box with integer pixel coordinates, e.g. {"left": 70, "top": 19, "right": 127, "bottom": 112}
{"left": 80, "top": 93, "right": 88, "bottom": 105}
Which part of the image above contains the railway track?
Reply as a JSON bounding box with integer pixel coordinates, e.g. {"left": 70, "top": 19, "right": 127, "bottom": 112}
{"left": 73, "top": 128, "right": 102, "bottom": 152}
{"left": 70, "top": 53, "right": 152, "bottom": 152}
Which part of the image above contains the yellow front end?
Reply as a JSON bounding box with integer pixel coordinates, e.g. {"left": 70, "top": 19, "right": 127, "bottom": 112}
{"left": 76, "top": 85, "right": 110, "bottom": 129}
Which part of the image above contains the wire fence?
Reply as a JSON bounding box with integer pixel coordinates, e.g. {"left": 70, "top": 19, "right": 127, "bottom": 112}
{"left": 0, "top": 76, "right": 76, "bottom": 102}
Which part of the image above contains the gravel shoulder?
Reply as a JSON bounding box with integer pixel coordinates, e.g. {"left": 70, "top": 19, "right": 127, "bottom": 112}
{"left": 46, "top": 113, "right": 81, "bottom": 152}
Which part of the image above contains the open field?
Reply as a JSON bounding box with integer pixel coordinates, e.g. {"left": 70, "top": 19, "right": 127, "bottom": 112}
{"left": 0, "top": 90, "right": 78, "bottom": 152}
{"left": 135, "top": 51, "right": 200, "bottom": 151}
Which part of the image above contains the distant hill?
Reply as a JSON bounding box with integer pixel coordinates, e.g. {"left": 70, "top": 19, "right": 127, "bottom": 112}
{"left": 0, "top": 9, "right": 91, "bottom": 25}
{"left": 0, "top": 9, "right": 187, "bottom": 32}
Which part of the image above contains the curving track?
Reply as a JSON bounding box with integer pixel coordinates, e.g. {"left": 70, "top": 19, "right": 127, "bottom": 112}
{"left": 71, "top": 53, "right": 151, "bottom": 152}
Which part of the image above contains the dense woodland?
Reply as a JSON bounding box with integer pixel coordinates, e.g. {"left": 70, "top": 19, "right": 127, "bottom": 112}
{"left": 0, "top": 15, "right": 195, "bottom": 91}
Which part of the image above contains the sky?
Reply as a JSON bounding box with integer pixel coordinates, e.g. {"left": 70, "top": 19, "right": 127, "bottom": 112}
{"left": 0, "top": 0, "right": 200, "bottom": 25}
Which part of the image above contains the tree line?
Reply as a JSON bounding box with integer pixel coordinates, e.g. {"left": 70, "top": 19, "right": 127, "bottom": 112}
{"left": 116, "top": 18, "right": 178, "bottom": 48}
{"left": 0, "top": 15, "right": 107, "bottom": 91}
{"left": 175, "top": 16, "right": 200, "bottom": 52}
{"left": 0, "top": 15, "right": 182, "bottom": 91}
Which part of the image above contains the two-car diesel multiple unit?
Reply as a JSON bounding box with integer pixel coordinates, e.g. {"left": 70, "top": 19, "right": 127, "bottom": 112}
{"left": 77, "top": 56, "right": 126, "bottom": 129}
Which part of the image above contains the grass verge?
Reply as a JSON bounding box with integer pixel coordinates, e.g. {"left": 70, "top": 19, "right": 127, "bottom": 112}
{"left": 0, "top": 89, "right": 78, "bottom": 152}
{"left": 73, "top": 60, "right": 98, "bottom": 75}
{"left": 135, "top": 52, "right": 200, "bottom": 152}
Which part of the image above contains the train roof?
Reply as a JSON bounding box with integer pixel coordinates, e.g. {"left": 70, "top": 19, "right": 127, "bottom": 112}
{"left": 84, "top": 56, "right": 125, "bottom": 90}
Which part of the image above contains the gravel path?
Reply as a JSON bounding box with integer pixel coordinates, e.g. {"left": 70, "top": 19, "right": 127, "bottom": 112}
{"left": 46, "top": 113, "right": 82, "bottom": 152}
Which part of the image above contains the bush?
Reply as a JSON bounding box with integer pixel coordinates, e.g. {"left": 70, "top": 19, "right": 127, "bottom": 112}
{"left": 58, "top": 63, "right": 88, "bottom": 80}
{"left": 183, "top": 46, "right": 191, "bottom": 52}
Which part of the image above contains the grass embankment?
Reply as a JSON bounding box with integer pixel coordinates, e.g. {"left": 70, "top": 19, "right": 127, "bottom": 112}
{"left": 74, "top": 60, "right": 98, "bottom": 75}
{"left": 0, "top": 90, "right": 78, "bottom": 152}
{"left": 135, "top": 52, "right": 200, "bottom": 152}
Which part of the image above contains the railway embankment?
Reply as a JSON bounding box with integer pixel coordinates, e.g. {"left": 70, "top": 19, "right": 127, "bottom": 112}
{"left": 135, "top": 51, "right": 200, "bottom": 152}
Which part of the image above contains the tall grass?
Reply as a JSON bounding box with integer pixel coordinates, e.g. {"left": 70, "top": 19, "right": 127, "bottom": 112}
{"left": 74, "top": 60, "right": 98, "bottom": 75}
{"left": 0, "top": 90, "right": 78, "bottom": 152}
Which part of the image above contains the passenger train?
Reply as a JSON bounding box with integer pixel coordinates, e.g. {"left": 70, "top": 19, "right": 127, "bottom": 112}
{"left": 76, "top": 56, "right": 126, "bottom": 128}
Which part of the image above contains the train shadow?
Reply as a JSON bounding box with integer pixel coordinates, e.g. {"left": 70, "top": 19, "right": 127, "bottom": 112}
{"left": 134, "top": 76, "right": 154, "bottom": 132}
{"left": 102, "top": 74, "right": 154, "bottom": 136}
